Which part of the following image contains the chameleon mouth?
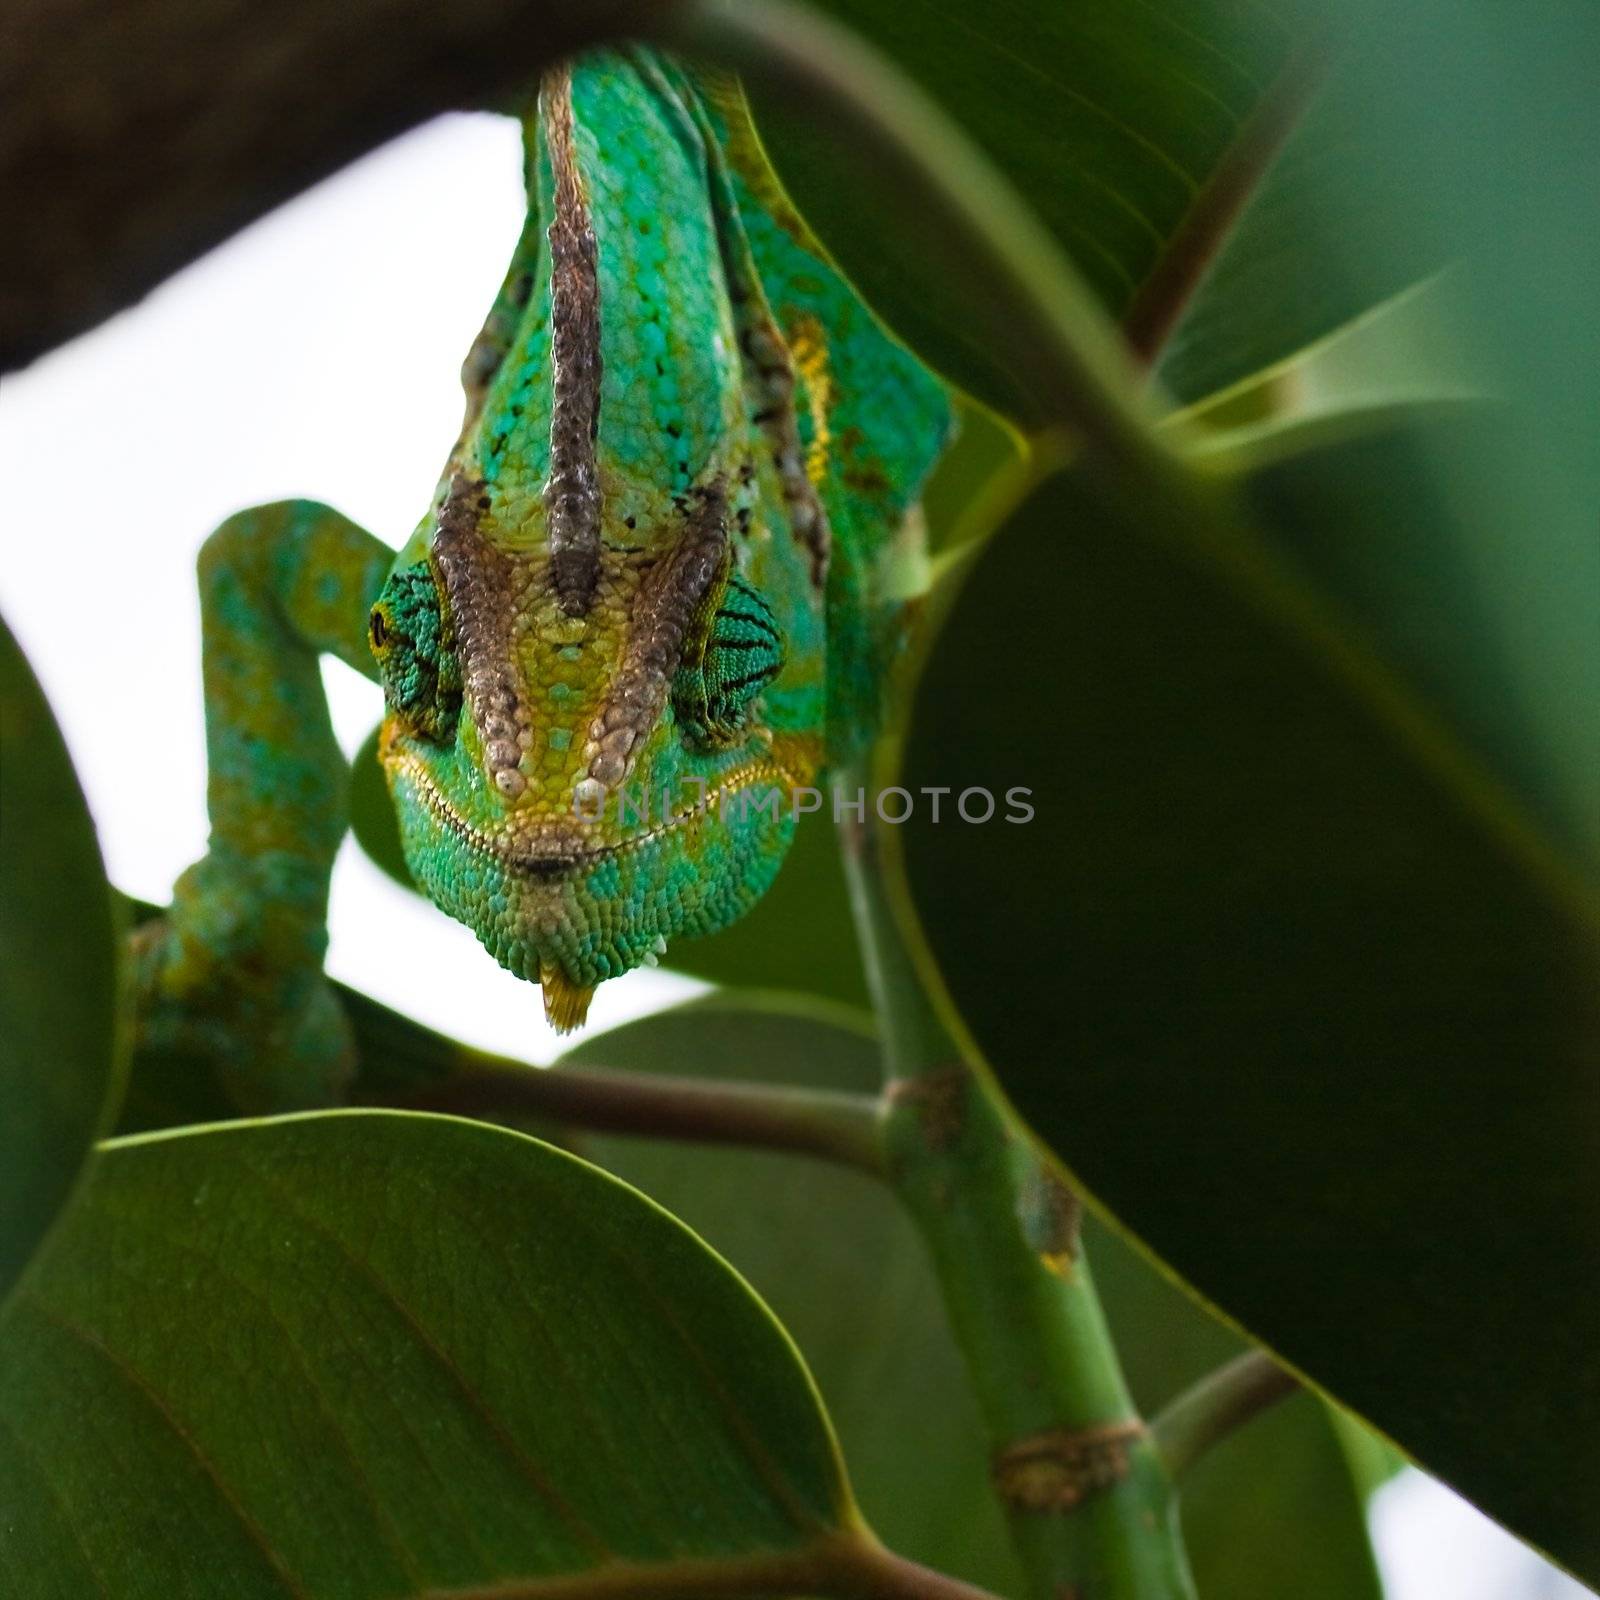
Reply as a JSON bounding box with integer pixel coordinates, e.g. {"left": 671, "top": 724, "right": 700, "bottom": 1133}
{"left": 382, "top": 735, "right": 819, "bottom": 1033}
{"left": 387, "top": 748, "right": 807, "bottom": 883}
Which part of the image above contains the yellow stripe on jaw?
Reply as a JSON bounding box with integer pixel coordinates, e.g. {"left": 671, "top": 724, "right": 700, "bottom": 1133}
{"left": 785, "top": 312, "right": 834, "bottom": 488}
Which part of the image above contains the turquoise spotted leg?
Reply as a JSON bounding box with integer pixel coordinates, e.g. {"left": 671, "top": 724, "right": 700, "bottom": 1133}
{"left": 133, "top": 501, "right": 393, "bottom": 1112}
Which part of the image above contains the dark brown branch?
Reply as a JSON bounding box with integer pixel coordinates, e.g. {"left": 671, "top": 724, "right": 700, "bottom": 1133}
{"left": 0, "top": 0, "right": 658, "bottom": 371}
{"left": 378, "top": 1061, "right": 887, "bottom": 1177}
{"left": 1150, "top": 1349, "right": 1301, "bottom": 1478}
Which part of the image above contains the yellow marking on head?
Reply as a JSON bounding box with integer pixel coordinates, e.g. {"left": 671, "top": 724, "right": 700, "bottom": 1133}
{"left": 786, "top": 312, "right": 833, "bottom": 487}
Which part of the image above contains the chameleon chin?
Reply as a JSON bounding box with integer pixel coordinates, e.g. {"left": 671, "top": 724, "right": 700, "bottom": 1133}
{"left": 134, "top": 47, "right": 950, "bottom": 1075}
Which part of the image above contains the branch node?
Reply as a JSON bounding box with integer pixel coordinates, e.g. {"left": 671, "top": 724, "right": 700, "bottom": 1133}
{"left": 991, "top": 1419, "right": 1148, "bottom": 1513}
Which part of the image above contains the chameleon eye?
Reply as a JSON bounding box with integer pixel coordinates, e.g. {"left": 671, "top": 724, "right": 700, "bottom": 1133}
{"left": 674, "top": 576, "right": 784, "bottom": 745}
{"left": 371, "top": 565, "right": 461, "bottom": 742}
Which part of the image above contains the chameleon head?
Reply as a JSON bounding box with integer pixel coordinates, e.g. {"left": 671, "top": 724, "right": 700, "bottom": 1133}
{"left": 371, "top": 473, "right": 825, "bottom": 1031}
{"left": 365, "top": 55, "right": 898, "bottom": 1030}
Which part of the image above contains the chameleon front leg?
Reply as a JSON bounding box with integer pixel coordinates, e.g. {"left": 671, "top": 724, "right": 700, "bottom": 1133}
{"left": 133, "top": 500, "right": 393, "bottom": 1112}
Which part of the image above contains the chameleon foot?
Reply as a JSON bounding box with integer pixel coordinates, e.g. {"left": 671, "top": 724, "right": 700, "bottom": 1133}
{"left": 130, "top": 897, "right": 355, "bottom": 1117}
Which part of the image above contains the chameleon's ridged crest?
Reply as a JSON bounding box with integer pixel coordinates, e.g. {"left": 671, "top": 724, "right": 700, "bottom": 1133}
{"left": 578, "top": 479, "right": 729, "bottom": 794}
{"left": 431, "top": 472, "right": 533, "bottom": 801}
{"left": 541, "top": 65, "right": 604, "bottom": 617}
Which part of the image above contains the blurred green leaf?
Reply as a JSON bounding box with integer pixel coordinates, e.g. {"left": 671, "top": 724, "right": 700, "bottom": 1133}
{"left": 0, "top": 1111, "right": 877, "bottom": 1596}
{"left": 1156, "top": 48, "right": 1448, "bottom": 405}
{"left": 0, "top": 614, "right": 125, "bottom": 1302}
{"left": 1164, "top": 0, "right": 1599, "bottom": 439}
{"left": 564, "top": 997, "right": 1388, "bottom": 1599}
{"left": 349, "top": 723, "right": 416, "bottom": 893}
{"left": 760, "top": 0, "right": 1311, "bottom": 410}
{"left": 896, "top": 0, "right": 1599, "bottom": 1572}
{"left": 1170, "top": 275, "right": 1486, "bottom": 463}
{"left": 897, "top": 448, "right": 1600, "bottom": 1578}
{"left": 1325, "top": 1408, "right": 1408, "bottom": 1502}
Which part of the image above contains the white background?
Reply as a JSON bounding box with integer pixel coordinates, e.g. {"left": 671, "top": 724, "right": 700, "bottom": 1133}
{"left": 0, "top": 111, "right": 1584, "bottom": 1600}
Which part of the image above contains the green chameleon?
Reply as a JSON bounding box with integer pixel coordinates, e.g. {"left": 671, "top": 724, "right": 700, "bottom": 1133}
{"left": 134, "top": 49, "right": 951, "bottom": 1107}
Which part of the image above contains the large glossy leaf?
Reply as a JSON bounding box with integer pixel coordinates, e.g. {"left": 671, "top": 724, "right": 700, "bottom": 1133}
{"left": 563, "top": 998, "right": 1386, "bottom": 1600}
{"left": 0, "top": 1110, "right": 900, "bottom": 1596}
{"left": 896, "top": 445, "right": 1600, "bottom": 1578}
{"left": 0, "top": 615, "right": 125, "bottom": 1301}
{"left": 755, "top": 0, "right": 1308, "bottom": 410}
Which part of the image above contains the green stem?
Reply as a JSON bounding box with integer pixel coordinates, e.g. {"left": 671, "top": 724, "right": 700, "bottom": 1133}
{"left": 374, "top": 1061, "right": 886, "bottom": 1177}
{"left": 836, "top": 770, "right": 1195, "bottom": 1600}
{"left": 1151, "top": 1350, "right": 1300, "bottom": 1479}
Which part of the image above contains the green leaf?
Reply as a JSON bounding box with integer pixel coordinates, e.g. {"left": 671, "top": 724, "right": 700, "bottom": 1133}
{"left": 1162, "top": 0, "right": 1599, "bottom": 425}
{"left": 1155, "top": 51, "right": 1448, "bottom": 405}
{"left": 896, "top": 447, "right": 1600, "bottom": 1578}
{"left": 0, "top": 614, "right": 125, "bottom": 1301}
{"left": 563, "top": 997, "right": 1018, "bottom": 1592}
{"left": 1170, "top": 275, "right": 1487, "bottom": 463}
{"left": 755, "top": 0, "right": 1309, "bottom": 410}
{"left": 1324, "top": 1407, "right": 1407, "bottom": 1503}
{"left": 1247, "top": 414, "right": 1600, "bottom": 869}
{"left": 563, "top": 998, "right": 1387, "bottom": 1599}
{"left": 0, "top": 1110, "right": 898, "bottom": 1597}
{"left": 350, "top": 723, "right": 416, "bottom": 893}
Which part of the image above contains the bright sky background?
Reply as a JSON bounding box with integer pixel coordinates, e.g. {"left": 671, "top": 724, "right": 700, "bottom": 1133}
{"left": 0, "top": 111, "right": 1584, "bottom": 1600}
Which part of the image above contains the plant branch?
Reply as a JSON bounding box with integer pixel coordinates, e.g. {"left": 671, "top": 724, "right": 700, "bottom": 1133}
{"left": 1121, "top": 47, "right": 1326, "bottom": 366}
{"left": 835, "top": 767, "right": 1196, "bottom": 1600}
{"left": 374, "top": 1059, "right": 886, "bottom": 1177}
{"left": 0, "top": 0, "right": 665, "bottom": 371}
{"left": 1151, "top": 1350, "right": 1301, "bottom": 1479}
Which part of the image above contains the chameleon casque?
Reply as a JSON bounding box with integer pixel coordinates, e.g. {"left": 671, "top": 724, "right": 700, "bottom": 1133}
{"left": 134, "top": 49, "right": 951, "bottom": 1102}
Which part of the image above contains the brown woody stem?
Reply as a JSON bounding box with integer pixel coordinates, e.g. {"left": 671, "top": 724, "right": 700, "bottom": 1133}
{"left": 379, "top": 1059, "right": 886, "bottom": 1177}
{"left": 1151, "top": 1349, "right": 1301, "bottom": 1479}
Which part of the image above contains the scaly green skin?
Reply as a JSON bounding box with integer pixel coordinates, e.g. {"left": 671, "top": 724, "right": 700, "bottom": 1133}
{"left": 134, "top": 49, "right": 951, "bottom": 1087}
